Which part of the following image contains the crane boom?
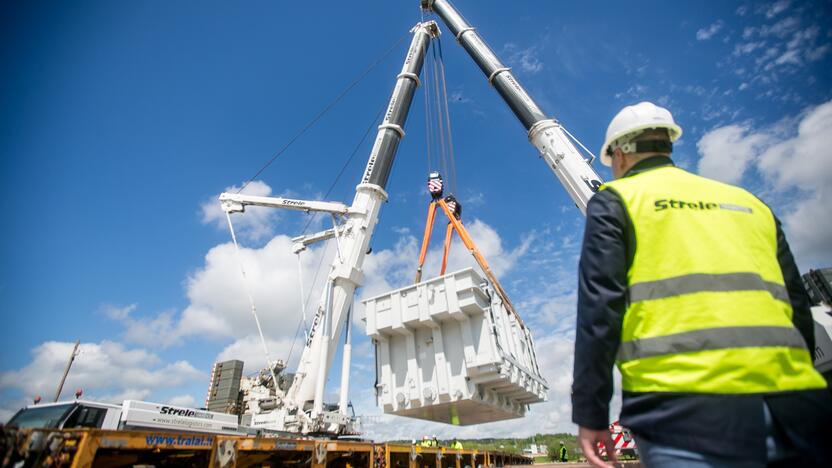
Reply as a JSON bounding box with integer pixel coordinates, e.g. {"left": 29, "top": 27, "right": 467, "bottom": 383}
{"left": 226, "top": 21, "right": 439, "bottom": 434}
{"left": 421, "top": 0, "right": 604, "bottom": 213}
{"left": 289, "top": 21, "right": 438, "bottom": 423}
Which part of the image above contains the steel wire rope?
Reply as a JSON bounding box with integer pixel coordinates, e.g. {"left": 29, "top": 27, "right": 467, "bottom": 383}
{"left": 224, "top": 211, "right": 280, "bottom": 389}
{"left": 561, "top": 125, "right": 599, "bottom": 164}
{"left": 423, "top": 36, "right": 436, "bottom": 174}
{"left": 236, "top": 31, "right": 410, "bottom": 194}
{"left": 436, "top": 38, "right": 459, "bottom": 195}
{"left": 285, "top": 238, "right": 331, "bottom": 369}
{"left": 430, "top": 41, "right": 450, "bottom": 192}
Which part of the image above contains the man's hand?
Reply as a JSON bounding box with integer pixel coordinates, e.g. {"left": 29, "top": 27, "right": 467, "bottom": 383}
{"left": 578, "top": 426, "right": 619, "bottom": 468}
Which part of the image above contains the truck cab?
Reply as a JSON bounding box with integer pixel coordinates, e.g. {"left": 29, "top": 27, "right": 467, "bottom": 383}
{"left": 5, "top": 400, "right": 122, "bottom": 430}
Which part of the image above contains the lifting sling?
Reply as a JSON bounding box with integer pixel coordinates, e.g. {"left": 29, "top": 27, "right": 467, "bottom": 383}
{"left": 413, "top": 172, "right": 525, "bottom": 329}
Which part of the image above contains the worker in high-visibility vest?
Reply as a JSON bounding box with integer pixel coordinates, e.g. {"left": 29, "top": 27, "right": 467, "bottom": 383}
{"left": 558, "top": 441, "right": 568, "bottom": 462}
{"left": 572, "top": 101, "right": 832, "bottom": 467}
{"left": 451, "top": 438, "right": 463, "bottom": 450}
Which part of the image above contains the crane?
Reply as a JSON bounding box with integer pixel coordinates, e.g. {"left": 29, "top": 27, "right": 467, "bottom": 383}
{"left": 219, "top": 0, "right": 831, "bottom": 437}
{"left": 221, "top": 0, "right": 607, "bottom": 436}
{"left": 220, "top": 21, "right": 440, "bottom": 435}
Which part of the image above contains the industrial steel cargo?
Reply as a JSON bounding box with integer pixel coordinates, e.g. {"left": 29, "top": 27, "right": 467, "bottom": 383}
{"left": 364, "top": 268, "right": 548, "bottom": 425}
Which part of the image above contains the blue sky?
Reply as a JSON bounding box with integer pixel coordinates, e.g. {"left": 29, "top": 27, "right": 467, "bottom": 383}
{"left": 2, "top": 0, "right": 831, "bottom": 438}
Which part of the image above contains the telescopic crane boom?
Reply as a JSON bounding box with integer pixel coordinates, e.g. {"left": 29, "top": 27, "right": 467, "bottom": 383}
{"left": 421, "top": 0, "right": 604, "bottom": 213}
{"left": 220, "top": 21, "right": 439, "bottom": 435}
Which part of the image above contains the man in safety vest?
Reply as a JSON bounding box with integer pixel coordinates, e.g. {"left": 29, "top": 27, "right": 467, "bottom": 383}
{"left": 451, "top": 438, "right": 463, "bottom": 450}
{"left": 558, "top": 441, "right": 568, "bottom": 462}
{"left": 572, "top": 101, "right": 832, "bottom": 467}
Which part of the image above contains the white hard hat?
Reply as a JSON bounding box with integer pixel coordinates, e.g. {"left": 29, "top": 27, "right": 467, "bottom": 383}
{"left": 599, "top": 101, "right": 682, "bottom": 166}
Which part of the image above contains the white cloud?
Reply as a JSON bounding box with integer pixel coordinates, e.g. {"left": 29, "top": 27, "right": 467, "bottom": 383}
{"left": 108, "top": 234, "right": 334, "bottom": 349}
{"left": 696, "top": 21, "right": 724, "bottom": 41}
{"left": 760, "top": 16, "right": 800, "bottom": 39}
{"left": 178, "top": 236, "right": 327, "bottom": 341}
{"left": 765, "top": 0, "right": 791, "bottom": 19}
{"left": 102, "top": 303, "right": 137, "bottom": 320}
{"left": 615, "top": 84, "right": 649, "bottom": 100}
{"left": 201, "top": 180, "right": 279, "bottom": 242}
{"left": 504, "top": 43, "right": 544, "bottom": 74}
{"left": 806, "top": 44, "right": 830, "bottom": 61}
{"left": 696, "top": 100, "right": 832, "bottom": 266}
{"left": 167, "top": 394, "right": 197, "bottom": 407}
{"left": 726, "top": 12, "right": 831, "bottom": 95}
{"left": 697, "top": 124, "right": 770, "bottom": 183}
{"left": 757, "top": 100, "right": 832, "bottom": 265}
{"left": 0, "top": 340, "right": 202, "bottom": 416}
{"left": 774, "top": 48, "right": 800, "bottom": 66}
{"left": 216, "top": 335, "right": 299, "bottom": 372}
{"left": 734, "top": 41, "right": 766, "bottom": 56}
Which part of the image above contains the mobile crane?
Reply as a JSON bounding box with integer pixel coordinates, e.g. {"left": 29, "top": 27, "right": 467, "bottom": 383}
{"left": 218, "top": 0, "right": 832, "bottom": 436}
{"left": 219, "top": 21, "right": 440, "bottom": 435}
{"left": 217, "top": 0, "right": 609, "bottom": 436}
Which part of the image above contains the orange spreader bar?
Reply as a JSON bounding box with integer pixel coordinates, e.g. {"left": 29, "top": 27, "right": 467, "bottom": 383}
{"left": 412, "top": 197, "right": 526, "bottom": 330}
{"left": 414, "top": 201, "right": 438, "bottom": 284}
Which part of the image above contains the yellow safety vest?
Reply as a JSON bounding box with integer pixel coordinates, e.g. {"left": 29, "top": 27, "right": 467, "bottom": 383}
{"left": 601, "top": 165, "right": 826, "bottom": 394}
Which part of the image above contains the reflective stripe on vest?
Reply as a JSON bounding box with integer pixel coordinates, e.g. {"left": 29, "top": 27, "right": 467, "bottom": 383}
{"left": 617, "top": 325, "right": 806, "bottom": 362}
{"left": 629, "top": 272, "right": 790, "bottom": 304}
{"left": 601, "top": 165, "right": 826, "bottom": 394}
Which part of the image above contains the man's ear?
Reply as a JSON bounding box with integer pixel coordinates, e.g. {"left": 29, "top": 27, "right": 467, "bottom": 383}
{"left": 613, "top": 147, "right": 625, "bottom": 170}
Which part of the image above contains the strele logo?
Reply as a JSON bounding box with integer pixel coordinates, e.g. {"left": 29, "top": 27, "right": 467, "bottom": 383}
{"left": 654, "top": 199, "right": 752, "bottom": 214}
{"left": 160, "top": 406, "right": 196, "bottom": 417}
{"left": 159, "top": 406, "right": 215, "bottom": 420}
{"left": 281, "top": 199, "right": 306, "bottom": 207}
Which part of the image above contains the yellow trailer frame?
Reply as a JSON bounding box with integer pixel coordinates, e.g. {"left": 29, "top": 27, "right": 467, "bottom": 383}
{"left": 0, "top": 428, "right": 533, "bottom": 467}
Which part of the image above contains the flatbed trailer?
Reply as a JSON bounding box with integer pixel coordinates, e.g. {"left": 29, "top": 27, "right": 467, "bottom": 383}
{"left": 0, "top": 427, "right": 532, "bottom": 467}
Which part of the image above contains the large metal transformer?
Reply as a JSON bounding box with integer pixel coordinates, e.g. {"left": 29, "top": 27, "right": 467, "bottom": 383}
{"left": 364, "top": 268, "right": 549, "bottom": 425}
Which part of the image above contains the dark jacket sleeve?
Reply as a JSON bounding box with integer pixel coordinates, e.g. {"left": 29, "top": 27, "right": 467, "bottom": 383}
{"left": 774, "top": 216, "right": 815, "bottom": 351}
{"left": 572, "top": 189, "right": 630, "bottom": 430}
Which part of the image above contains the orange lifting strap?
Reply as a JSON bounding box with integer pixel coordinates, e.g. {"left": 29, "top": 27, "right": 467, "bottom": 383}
{"left": 413, "top": 173, "right": 525, "bottom": 329}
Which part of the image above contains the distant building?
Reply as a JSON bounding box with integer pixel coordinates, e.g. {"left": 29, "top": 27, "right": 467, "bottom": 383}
{"left": 205, "top": 360, "right": 244, "bottom": 414}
